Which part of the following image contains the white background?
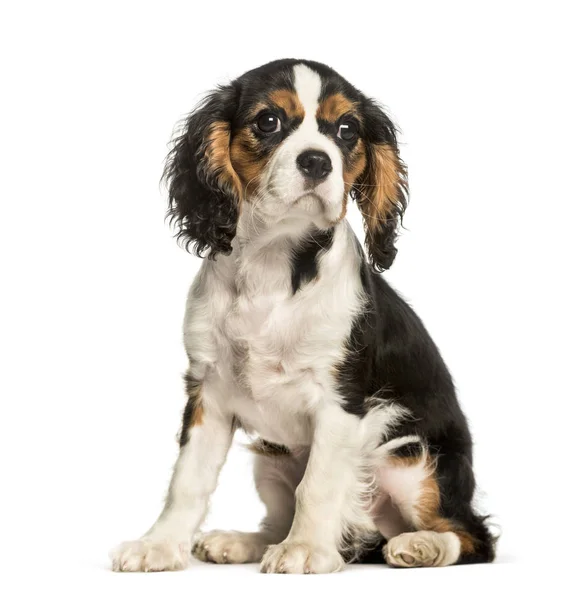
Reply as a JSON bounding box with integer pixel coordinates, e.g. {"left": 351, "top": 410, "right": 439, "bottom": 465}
{"left": 1, "top": 1, "right": 576, "bottom": 598}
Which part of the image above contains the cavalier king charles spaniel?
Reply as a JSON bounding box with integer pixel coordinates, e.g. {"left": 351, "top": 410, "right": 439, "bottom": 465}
{"left": 111, "top": 59, "right": 495, "bottom": 573}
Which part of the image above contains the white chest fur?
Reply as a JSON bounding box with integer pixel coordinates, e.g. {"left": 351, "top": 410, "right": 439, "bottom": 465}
{"left": 183, "top": 222, "right": 363, "bottom": 447}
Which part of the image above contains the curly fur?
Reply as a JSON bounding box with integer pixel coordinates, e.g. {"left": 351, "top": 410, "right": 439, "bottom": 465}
{"left": 352, "top": 98, "right": 408, "bottom": 272}
{"left": 164, "top": 62, "right": 408, "bottom": 270}
{"left": 163, "top": 85, "right": 240, "bottom": 259}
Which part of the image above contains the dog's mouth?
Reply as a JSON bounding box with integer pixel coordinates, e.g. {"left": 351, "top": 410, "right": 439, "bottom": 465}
{"left": 288, "top": 192, "right": 341, "bottom": 226}
{"left": 291, "top": 193, "right": 330, "bottom": 218}
{"left": 293, "top": 192, "right": 325, "bottom": 206}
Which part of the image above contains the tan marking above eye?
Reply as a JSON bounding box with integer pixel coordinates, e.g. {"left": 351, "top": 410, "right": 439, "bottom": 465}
{"left": 249, "top": 102, "right": 269, "bottom": 119}
{"left": 317, "top": 93, "right": 359, "bottom": 122}
{"left": 268, "top": 89, "right": 305, "bottom": 120}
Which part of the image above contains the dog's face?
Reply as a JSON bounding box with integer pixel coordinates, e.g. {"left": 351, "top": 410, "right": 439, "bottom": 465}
{"left": 230, "top": 63, "right": 365, "bottom": 228}
{"left": 165, "top": 59, "right": 407, "bottom": 271}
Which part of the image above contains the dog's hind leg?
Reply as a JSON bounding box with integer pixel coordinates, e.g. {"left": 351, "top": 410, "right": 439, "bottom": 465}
{"left": 193, "top": 442, "right": 307, "bottom": 564}
{"left": 373, "top": 439, "right": 496, "bottom": 567}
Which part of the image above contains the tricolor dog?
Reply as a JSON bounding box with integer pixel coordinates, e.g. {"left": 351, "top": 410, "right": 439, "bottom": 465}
{"left": 111, "top": 59, "right": 495, "bottom": 573}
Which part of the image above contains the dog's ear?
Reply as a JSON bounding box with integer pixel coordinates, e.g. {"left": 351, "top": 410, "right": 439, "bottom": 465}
{"left": 164, "top": 84, "right": 241, "bottom": 258}
{"left": 352, "top": 100, "right": 408, "bottom": 271}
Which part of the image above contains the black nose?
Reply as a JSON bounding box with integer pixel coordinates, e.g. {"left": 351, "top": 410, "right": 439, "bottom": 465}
{"left": 296, "top": 150, "right": 332, "bottom": 181}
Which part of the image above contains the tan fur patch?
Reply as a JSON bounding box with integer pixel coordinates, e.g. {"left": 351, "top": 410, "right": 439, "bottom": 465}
{"left": 454, "top": 530, "right": 476, "bottom": 554}
{"left": 388, "top": 452, "right": 425, "bottom": 469}
{"left": 269, "top": 89, "right": 305, "bottom": 120}
{"left": 191, "top": 403, "right": 204, "bottom": 426}
{"left": 184, "top": 378, "right": 204, "bottom": 428}
{"left": 317, "top": 93, "right": 359, "bottom": 122}
{"left": 205, "top": 121, "right": 243, "bottom": 199}
{"left": 248, "top": 101, "right": 269, "bottom": 119}
{"left": 357, "top": 143, "right": 406, "bottom": 234}
{"left": 230, "top": 128, "right": 269, "bottom": 197}
{"left": 390, "top": 453, "right": 477, "bottom": 557}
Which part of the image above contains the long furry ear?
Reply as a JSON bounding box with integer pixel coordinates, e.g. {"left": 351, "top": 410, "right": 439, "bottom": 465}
{"left": 352, "top": 100, "right": 408, "bottom": 271}
{"left": 163, "top": 84, "right": 241, "bottom": 258}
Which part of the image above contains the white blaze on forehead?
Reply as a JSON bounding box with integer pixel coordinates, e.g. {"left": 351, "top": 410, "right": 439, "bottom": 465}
{"left": 289, "top": 63, "right": 340, "bottom": 161}
{"left": 258, "top": 62, "right": 344, "bottom": 223}
{"left": 293, "top": 64, "right": 322, "bottom": 120}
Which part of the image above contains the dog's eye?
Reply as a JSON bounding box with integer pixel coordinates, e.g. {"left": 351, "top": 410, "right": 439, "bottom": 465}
{"left": 337, "top": 120, "right": 359, "bottom": 141}
{"left": 257, "top": 113, "right": 281, "bottom": 133}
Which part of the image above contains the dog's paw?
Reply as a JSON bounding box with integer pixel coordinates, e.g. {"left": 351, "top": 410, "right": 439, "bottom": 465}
{"left": 260, "top": 541, "right": 344, "bottom": 574}
{"left": 110, "top": 538, "right": 191, "bottom": 572}
{"left": 193, "top": 530, "right": 269, "bottom": 564}
{"left": 385, "top": 531, "right": 460, "bottom": 568}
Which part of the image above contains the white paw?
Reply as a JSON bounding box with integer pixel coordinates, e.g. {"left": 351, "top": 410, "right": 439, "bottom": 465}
{"left": 385, "top": 531, "right": 460, "bottom": 568}
{"left": 110, "top": 538, "right": 191, "bottom": 572}
{"left": 260, "top": 541, "right": 344, "bottom": 574}
{"left": 193, "top": 530, "right": 269, "bottom": 564}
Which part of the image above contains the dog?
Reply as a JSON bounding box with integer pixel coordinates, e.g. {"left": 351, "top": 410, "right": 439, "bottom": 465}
{"left": 111, "top": 59, "right": 495, "bottom": 573}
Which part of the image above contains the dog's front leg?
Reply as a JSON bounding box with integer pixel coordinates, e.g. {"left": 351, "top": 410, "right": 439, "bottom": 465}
{"left": 111, "top": 399, "right": 234, "bottom": 572}
{"left": 261, "top": 404, "right": 367, "bottom": 574}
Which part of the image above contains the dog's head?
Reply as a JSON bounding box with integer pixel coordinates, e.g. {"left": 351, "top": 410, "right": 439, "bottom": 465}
{"left": 164, "top": 59, "right": 407, "bottom": 271}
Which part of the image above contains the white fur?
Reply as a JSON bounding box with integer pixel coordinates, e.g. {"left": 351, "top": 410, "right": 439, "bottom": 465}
{"left": 361, "top": 438, "right": 438, "bottom": 542}
{"left": 193, "top": 530, "right": 270, "bottom": 564}
{"left": 375, "top": 448, "right": 433, "bottom": 527}
{"left": 113, "top": 198, "right": 424, "bottom": 572}
{"left": 261, "top": 541, "right": 343, "bottom": 574}
{"left": 112, "top": 64, "right": 430, "bottom": 573}
{"left": 386, "top": 531, "right": 461, "bottom": 567}
{"left": 378, "top": 434, "right": 423, "bottom": 454}
{"left": 267, "top": 403, "right": 377, "bottom": 573}
{"left": 112, "top": 210, "right": 408, "bottom": 571}
{"left": 110, "top": 407, "right": 233, "bottom": 571}
{"left": 254, "top": 447, "right": 308, "bottom": 542}
{"left": 111, "top": 538, "right": 190, "bottom": 572}
{"left": 208, "top": 219, "right": 365, "bottom": 448}
{"left": 193, "top": 451, "right": 310, "bottom": 565}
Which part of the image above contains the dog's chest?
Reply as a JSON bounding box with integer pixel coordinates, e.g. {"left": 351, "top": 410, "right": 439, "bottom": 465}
{"left": 218, "top": 255, "right": 321, "bottom": 442}
{"left": 210, "top": 243, "right": 344, "bottom": 443}
{"left": 187, "top": 231, "right": 360, "bottom": 446}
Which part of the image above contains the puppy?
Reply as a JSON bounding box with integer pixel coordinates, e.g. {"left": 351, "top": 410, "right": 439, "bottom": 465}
{"left": 111, "top": 59, "right": 495, "bottom": 573}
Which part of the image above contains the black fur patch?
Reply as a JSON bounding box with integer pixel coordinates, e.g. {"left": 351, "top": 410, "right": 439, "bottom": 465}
{"left": 435, "top": 452, "right": 497, "bottom": 564}
{"left": 334, "top": 253, "right": 495, "bottom": 564}
{"left": 290, "top": 227, "right": 334, "bottom": 294}
{"left": 249, "top": 438, "right": 291, "bottom": 456}
{"left": 164, "top": 86, "right": 240, "bottom": 259}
